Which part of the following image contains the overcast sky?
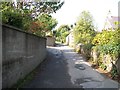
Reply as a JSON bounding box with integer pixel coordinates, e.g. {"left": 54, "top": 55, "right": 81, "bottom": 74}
{"left": 51, "top": 0, "right": 119, "bottom": 31}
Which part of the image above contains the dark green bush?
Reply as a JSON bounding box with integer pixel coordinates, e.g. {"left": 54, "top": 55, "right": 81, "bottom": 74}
{"left": 2, "top": 10, "right": 23, "bottom": 29}
{"left": 2, "top": 9, "right": 32, "bottom": 31}
{"left": 82, "top": 43, "right": 93, "bottom": 59}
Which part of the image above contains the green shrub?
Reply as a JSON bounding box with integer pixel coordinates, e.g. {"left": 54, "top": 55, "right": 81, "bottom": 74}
{"left": 2, "top": 10, "right": 23, "bottom": 29}
{"left": 2, "top": 9, "right": 32, "bottom": 31}
{"left": 82, "top": 43, "right": 93, "bottom": 59}
{"left": 92, "top": 29, "right": 120, "bottom": 61}
{"left": 110, "top": 67, "right": 118, "bottom": 78}
{"left": 99, "top": 63, "right": 107, "bottom": 70}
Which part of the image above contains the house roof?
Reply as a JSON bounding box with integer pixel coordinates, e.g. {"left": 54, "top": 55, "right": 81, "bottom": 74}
{"left": 108, "top": 16, "right": 120, "bottom": 28}
{"left": 109, "top": 16, "right": 120, "bottom": 22}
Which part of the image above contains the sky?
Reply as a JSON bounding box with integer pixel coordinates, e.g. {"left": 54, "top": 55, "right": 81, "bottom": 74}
{"left": 51, "top": 0, "right": 120, "bottom": 31}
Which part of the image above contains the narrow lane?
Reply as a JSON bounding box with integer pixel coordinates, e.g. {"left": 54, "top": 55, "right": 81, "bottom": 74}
{"left": 22, "top": 46, "right": 81, "bottom": 88}
{"left": 22, "top": 45, "right": 119, "bottom": 89}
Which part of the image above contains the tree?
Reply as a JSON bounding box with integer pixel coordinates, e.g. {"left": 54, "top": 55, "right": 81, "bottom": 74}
{"left": 55, "top": 25, "right": 70, "bottom": 43}
{"left": 29, "top": 13, "right": 58, "bottom": 37}
{"left": 1, "top": 1, "right": 64, "bottom": 19}
{"left": 26, "top": 1, "right": 64, "bottom": 18}
{"left": 38, "top": 13, "right": 57, "bottom": 31}
{"left": 1, "top": 1, "right": 64, "bottom": 37}
{"left": 73, "top": 11, "right": 96, "bottom": 44}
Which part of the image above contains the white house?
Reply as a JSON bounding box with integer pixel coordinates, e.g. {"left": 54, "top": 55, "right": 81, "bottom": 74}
{"left": 66, "top": 29, "right": 74, "bottom": 47}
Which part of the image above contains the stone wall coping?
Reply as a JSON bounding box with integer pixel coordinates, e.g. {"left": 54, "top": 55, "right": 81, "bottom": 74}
{"left": 2, "top": 24, "right": 46, "bottom": 40}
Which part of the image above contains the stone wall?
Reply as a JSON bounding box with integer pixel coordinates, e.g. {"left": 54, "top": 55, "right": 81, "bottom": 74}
{"left": 2, "top": 24, "right": 47, "bottom": 88}
{"left": 91, "top": 49, "right": 120, "bottom": 73}
{"left": 76, "top": 44, "right": 120, "bottom": 74}
{"left": 0, "top": 23, "right": 2, "bottom": 90}
{"left": 46, "top": 36, "right": 55, "bottom": 46}
{"left": 116, "top": 58, "right": 120, "bottom": 74}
